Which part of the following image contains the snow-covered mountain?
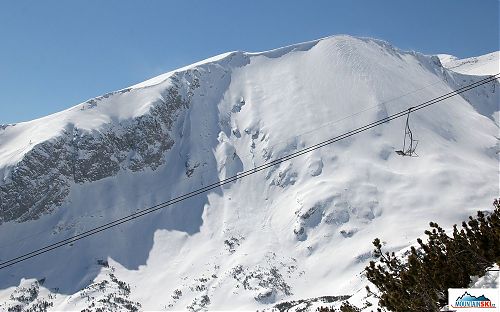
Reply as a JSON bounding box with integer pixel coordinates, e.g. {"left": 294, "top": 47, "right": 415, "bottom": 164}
{"left": 438, "top": 51, "right": 499, "bottom": 76}
{"left": 0, "top": 35, "right": 498, "bottom": 311}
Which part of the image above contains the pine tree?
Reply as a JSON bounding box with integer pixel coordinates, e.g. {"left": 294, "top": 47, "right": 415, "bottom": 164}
{"left": 365, "top": 199, "right": 500, "bottom": 312}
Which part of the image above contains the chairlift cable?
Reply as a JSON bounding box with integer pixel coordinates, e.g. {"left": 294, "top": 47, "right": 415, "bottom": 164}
{"left": 0, "top": 73, "right": 497, "bottom": 270}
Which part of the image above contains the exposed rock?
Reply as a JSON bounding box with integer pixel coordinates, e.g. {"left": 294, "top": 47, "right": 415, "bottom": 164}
{"left": 0, "top": 280, "right": 55, "bottom": 312}
{"left": 270, "top": 295, "right": 350, "bottom": 312}
{"left": 79, "top": 271, "right": 141, "bottom": 312}
{"left": 0, "top": 75, "right": 195, "bottom": 224}
{"left": 231, "top": 264, "right": 292, "bottom": 304}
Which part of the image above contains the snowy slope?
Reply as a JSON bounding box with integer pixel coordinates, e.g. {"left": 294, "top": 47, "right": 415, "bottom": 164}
{"left": 0, "top": 35, "right": 498, "bottom": 311}
{"left": 438, "top": 51, "right": 499, "bottom": 75}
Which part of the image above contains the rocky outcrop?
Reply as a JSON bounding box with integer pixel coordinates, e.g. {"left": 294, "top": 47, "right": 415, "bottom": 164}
{"left": 0, "top": 74, "right": 198, "bottom": 224}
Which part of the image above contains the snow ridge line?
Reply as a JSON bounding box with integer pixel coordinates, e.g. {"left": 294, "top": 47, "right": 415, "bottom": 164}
{"left": 1, "top": 73, "right": 498, "bottom": 271}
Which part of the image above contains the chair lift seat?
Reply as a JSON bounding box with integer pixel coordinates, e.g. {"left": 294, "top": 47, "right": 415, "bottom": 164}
{"left": 395, "top": 108, "right": 418, "bottom": 157}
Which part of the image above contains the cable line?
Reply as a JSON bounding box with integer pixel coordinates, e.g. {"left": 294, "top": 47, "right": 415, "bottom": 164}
{"left": 0, "top": 73, "right": 498, "bottom": 271}
{"left": 0, "top": 66, "right": 485, "bottom": 250}
{"left": 0, "top": 77, "right": 444, "bottom": 250}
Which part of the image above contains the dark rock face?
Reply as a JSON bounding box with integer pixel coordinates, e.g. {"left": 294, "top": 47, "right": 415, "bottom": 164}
{"left": 0, "top": 75, "right": 196, "bottom": 224}
{"left": 0, "top": 137, "right": 73, "bottom": 222}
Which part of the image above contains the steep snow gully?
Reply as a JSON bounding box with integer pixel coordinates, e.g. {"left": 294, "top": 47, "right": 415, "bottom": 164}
{"left": 0, "top": 35, "right": 498, "bottom": 311}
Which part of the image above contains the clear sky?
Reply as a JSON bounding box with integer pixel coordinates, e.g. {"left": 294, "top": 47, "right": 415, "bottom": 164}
{"left": 0, "top": 0, "right": 498, "bottom": 124}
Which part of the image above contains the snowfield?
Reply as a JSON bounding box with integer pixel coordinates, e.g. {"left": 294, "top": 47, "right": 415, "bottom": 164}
{"left": 438, "top": 51, "right": 499, "bottom": 76}
{"left": 0, "top": 35, "right": 498, "bottom": 311}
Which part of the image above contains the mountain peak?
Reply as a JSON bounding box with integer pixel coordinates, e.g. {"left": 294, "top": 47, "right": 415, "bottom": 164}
{"left": 0, "top": 35, "right": 498, "bottom": 311}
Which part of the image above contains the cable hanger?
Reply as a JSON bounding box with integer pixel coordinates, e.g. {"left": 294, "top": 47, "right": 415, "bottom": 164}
{"left": 395, "top": 107, "right": 419, "bottom": 157}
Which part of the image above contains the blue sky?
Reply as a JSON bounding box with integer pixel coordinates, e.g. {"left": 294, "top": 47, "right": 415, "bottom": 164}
{"left": 0, "top": 0, "right": 498, "bottom": 124}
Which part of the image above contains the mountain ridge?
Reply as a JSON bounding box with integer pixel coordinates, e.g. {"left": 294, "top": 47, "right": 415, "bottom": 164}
{"left": 0, "top": 35, "right": 498, "bottom": 311}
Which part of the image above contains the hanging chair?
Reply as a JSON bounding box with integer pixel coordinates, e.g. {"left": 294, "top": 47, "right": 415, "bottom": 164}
{"left": 395, "top": 108, "right": 419, "bottom": 157}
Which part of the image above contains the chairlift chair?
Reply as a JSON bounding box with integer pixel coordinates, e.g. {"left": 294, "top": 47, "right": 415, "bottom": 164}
{"left": 395, "top": 108, "right": 419, "bottom": 157}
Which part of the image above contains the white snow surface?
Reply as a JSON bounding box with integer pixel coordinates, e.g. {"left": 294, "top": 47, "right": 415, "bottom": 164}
{"left": 471, "top": 265, "right": 500, "bottom": 289}
{"left": 438, "top": 51, "right": 500, "bottom": 75}
{"left": 0, "top": 35, "right": 499, "bottom": 311}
